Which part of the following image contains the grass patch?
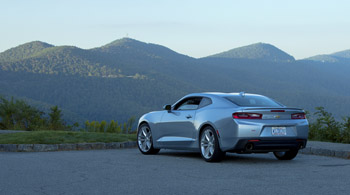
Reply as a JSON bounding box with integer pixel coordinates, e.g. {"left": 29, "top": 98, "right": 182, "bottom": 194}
{"left": 0, "top": 131, "right": 136, "bottom": 144}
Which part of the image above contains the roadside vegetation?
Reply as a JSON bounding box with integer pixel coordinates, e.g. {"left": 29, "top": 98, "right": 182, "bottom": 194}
{"left": 84, "top": 117, "right": 136, "bottom": 134}
{"left": 307, "top": 107, "right": 350, "bottom": 144}
{"left": 0, "top": 96, "right": 72, "bottom": 131}
{"left": 0, "top": 96, "right": 136, "bottom": 133}
{"left": 1, "top": 96, "right": 350, "bottom": 144}
{"left": 0, "top": 131, "right": 136, "bottom": 144}
{"left": 0, "top": 96, "right": 137, "bottom": 144}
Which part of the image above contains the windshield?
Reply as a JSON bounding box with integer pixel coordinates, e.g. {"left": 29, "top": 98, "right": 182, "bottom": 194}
{"left": 224, "top": 95, "right": 283, "bottom": 107}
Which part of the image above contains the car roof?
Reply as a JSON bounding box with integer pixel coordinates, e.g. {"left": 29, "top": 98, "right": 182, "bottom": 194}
{"left": 185, "top": 92, "right": 263, "bottom": 99}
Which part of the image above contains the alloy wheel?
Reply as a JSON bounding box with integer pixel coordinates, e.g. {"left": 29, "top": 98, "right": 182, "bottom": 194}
{"left": 138, "top": 126, "right": 152, "bottom": 152}
{"left": 201, "top": 129, "right": 215, "bottom": 159}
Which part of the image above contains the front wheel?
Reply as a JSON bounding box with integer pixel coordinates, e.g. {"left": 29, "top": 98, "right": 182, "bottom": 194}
{"left": 137, "top": 123, "right": 160, "bottom": 155}
{"left": 273, "top": 150, "right": 299, "bottom": 160}
{"left": 200, "top": 126, "right": 225, "bottom": 162}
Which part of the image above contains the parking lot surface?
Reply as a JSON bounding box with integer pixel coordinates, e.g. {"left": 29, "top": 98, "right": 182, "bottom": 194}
{"left": 1, "top": 149, "right": 350, "bottom": 195}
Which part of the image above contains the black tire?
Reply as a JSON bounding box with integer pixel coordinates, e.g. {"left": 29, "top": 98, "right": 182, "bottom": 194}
{"left": 199, "top": 126, "right": 226, "bottom": 162}
{"left": 137, "top": 123, "right": 160, "bottom": 155}
{"left": 273, "top": 150, "right": 299, "bottom": 160}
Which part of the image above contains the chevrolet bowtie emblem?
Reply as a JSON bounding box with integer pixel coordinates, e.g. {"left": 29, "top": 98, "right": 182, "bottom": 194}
{"left": 274, "top": 115, "right": 280, "bottom": 119}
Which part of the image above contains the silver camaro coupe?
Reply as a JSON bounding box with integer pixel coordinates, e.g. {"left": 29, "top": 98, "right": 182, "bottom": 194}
{"left": 137, "top": 92, "right": 309, "bottom": 162}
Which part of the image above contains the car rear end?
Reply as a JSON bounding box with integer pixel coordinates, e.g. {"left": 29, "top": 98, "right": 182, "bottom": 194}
{"left": 232, "top": 107, "right": 309, "bottom": 153}
{"left": 223, "top": 94, "right": 309, "bottom": 153}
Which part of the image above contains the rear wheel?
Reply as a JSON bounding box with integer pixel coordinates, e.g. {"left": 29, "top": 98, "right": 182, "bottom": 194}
{"left": 137, "top": 123, "right": 160, "bottom": 155}
{"left": 273, "top": 150, "right": 299, "bottom": 160}
{"left": 200, "top": 126, "right": 225, "bottom": 162}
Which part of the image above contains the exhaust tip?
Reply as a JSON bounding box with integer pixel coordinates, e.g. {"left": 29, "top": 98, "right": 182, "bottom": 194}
{"left": 245, "top": 143, "right": 254, "bottom": 150}
{"left": 299, "top": 143, "right": 304, "bottom": 149}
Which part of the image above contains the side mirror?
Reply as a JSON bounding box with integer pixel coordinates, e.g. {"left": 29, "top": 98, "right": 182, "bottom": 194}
{"left": 163, "top": 104, "right": 172, "bottom": 112}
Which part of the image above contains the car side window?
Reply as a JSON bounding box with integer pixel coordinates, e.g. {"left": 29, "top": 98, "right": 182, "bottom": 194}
{"left": 174, "top": 97, "right": 202, "bottom": 110}
{"left": 198, "top": 97, "right": 212, "bottom": 109}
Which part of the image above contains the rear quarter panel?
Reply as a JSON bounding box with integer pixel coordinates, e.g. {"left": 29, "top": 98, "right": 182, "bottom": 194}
{"left": 194, "top": 105, "right": 241, "bottom": 151}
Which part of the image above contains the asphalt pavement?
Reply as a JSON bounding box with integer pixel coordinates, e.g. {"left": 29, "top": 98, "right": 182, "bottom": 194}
{"left": 1, "top": 148, "right": 350, "bottom": 195}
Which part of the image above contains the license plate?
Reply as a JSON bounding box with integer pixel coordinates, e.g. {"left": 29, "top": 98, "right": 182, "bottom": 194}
{"left": 272, "top": 127, "right": 287, "bottom": 136}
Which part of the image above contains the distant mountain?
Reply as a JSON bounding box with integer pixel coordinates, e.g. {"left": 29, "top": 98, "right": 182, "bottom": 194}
{"left": 304, "top": 55, "right": 340, "bottom": 63}
{"left": 304, "top": 49, "right": 350, "bottom": 63}
{"left": 206, "top": 43, "right": 295, "bottom": 62}
{"left": 0, "top": 41, "right": 54, "bottom": 62}
{"left": 95, "top": 38, "right": 193, "bottom": 61}
{"left": 332, "top": 49, "right": 350, "bottom": 58}
{"left": 1, "top": 38, "right": 350, "bottom": 124}
{"left": 0, "top": 44, "right": 104, "bottom": 76}
{"left": 0, "top": 38, "right": 195, "bottom": 77}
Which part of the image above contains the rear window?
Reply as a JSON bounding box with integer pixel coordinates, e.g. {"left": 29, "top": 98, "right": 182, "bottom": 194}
{"left": 224, "top": 95, "right": 283, "bottom": 107}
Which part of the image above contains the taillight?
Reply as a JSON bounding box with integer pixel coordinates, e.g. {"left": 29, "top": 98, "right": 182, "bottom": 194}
{"left": 291, "top": 113, "right": 306, "bottom": 119}
{"left": 233, "top": 112, "right": 262, "bottom": 119}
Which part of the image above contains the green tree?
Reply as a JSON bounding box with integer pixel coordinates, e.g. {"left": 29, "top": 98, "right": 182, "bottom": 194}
{"left": 0, "top": 97, "right": 16, "bottom": 129}
{"left": 89, "top": 121, "right": 95, "bottom": 132}
{"left": 49, "top": 106, "right": 64, "bottom": 130}
{"left": 107, "top": 120, "right": 115, "bottom": 133}
{"left": 341, "top": 117, "right": 350, "bottom": 143}
{"left": 312, "top": 107, "right": 341, "bottom": 142}
{"left": 116, "top": 122, "right": 122, "bottom": 134}
{"left": 94, "top": 121, "right": 100, "bottom": 132}
{"left": 126, "top": 116, "right": 136, "bottom": 134}
{"left": 100, "top": 120, "right": 106, "bottom": 133}
{"left": 0, "top": 96, "right": 45, "bottom": 130}
{"left": 15, "top": 100, "right": 45, "bottom": 130}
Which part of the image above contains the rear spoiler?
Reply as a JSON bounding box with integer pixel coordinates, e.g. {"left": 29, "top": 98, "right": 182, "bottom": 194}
{"left": 242, "top": 107, "right": 304, "bottom": 111}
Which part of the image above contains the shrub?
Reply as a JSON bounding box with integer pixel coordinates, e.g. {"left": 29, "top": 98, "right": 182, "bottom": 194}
{"left": 341, "top": 117, "right": 350, "bottom": 143}
{"left": 308, "top": 107, "right": 350, "bottom": 143}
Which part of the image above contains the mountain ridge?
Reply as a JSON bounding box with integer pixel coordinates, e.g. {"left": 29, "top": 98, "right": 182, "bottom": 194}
{"left": 0, "top": 41, "right": 54, "bottom": 62}
{"left": 3, "top": 38, "right": 349, "bottom": 62}
{"left": 1, "top": 38, "right": 350, "bottom": 123}
{"left": 304, "top": 49, "right": 350, "bottom": 63}
{"left": 92, "top": 37, "right": 194, "bottom": 63}
{"left": 205, "top": 42, "right": 295, "bottom": 62}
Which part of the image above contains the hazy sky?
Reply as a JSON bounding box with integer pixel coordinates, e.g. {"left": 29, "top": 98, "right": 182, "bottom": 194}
{"left": 1, "top": 0, "right": 349, "bottom": 59}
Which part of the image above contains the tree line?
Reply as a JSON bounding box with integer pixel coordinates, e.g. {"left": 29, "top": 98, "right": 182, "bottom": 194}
{"left": 0, "top": 96, "right": 67, "bottom": 130}
{"left": 1, "top": 96, "right": 350, "bottom": 143}
{"left": 83, "top": 117, "right": 135, "bottom": 134}
{"left": 0, "top": 96, "right": 136, "bottom": 133}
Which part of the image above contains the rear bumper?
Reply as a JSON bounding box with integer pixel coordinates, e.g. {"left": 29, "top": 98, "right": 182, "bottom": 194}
{"left": 228, "top": 138, "right": 307, "bottom": 153}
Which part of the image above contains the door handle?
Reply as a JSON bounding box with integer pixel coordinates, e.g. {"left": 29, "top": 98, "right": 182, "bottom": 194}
{"left": 186, "top": 115, "right": 192, "bottom": 119}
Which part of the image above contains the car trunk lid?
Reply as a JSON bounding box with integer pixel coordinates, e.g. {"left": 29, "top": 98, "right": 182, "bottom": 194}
{"left": 239, "top": 107, "right": 304, "bottom": 120}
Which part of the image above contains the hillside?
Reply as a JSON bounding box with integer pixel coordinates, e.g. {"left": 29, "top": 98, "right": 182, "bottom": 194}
{"left": 0, "top": 38, "right": 197, "bottom": 78}
{"left": 0, "top": 41, "right": 54, "bottom": 62}
{"left": 332, "top": 49, "right": 350, "bottom": 58}
{"left": 206, "top": 43, "right": 295, "bottom": 62}
{"left": 1, "top": 38, "right": 350, "bottom": 124}
{"left": 95, "top": 38, "right": 192, "bottom": 61}
{"left": 304, "top": 49, "right": 350, "bottom": 63}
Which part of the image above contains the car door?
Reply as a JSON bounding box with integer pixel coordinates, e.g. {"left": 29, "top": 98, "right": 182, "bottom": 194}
{"left": 156, "top": 97, "right": 202, "bottom": 148}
